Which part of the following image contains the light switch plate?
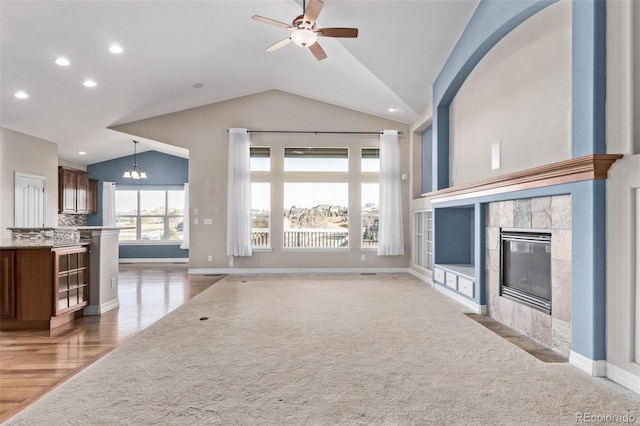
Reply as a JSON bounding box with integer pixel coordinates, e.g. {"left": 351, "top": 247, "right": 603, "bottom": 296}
{"left": 491, "top": 141, "right": 501, "bottom": 170}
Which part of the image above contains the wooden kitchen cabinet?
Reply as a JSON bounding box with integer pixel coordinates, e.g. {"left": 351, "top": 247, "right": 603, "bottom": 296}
{"left": 0, "top": 245, "right": 90, "bottom": 330}
{"left": 53, "top": 246, "right": 90, "bottom": 316}
{"left": 0, "top": 250, "right": 16, "bottom": 320}
{"left": 88, "top": 179, "right": 98, "bottom": 214}
{"left": 59, "top": 167, "right": 95, "bottom": 214}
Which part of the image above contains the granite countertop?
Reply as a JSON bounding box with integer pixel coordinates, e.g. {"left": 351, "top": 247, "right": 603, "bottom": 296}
{"left": 0, "top": 239, "right": 91, "bottom": 249}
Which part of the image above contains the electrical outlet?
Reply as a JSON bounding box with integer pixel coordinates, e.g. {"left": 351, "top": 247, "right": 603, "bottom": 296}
{"left": 361, "top": 254, "right": 366, "bottom": 261}
{"left": 194, "top": 218, "right": 199, "bottom": 225}
{"left": 207, "top": 255, "right": 213, "bottom": 262}
{"left": 229, "top": 256, "right": 234, "bottom": 267}
{"left": 110, "top": 277, "right": 116, "bottom": 288}
{"left": 194, "top": 208, "right": 198, "bottom": 215}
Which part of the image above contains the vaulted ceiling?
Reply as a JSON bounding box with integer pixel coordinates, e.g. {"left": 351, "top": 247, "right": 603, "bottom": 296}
{"left": 1, "top": 0, "right": 479, "bottom": 165}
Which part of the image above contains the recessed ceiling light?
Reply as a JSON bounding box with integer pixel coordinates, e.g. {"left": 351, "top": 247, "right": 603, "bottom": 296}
{"left": 55, "top": 57, "right": 70, "bottom": 66}
{"left": 109, "top": 44, "right": 124, "bottom": 54}
{"left": 387, "top": 107, "right": 397, "bottom": 112}
{"left": 83, "top": 79, "right": 97, "bottom": 88}
{"left": 14, "top": 91, "right": 29, "bottom": 99}
{"left": 192, "top": 83, "right": 204, "bottom": 89}
{"left": 78, "top": 151, "right": 86, "bottom": 155}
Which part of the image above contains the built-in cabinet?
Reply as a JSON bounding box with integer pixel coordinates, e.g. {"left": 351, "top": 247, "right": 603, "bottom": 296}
{"left": 433, "top": 264, "right": 476, "bottom": 299}
{"left": 0, "top": 245, "right": 90, "bottom": 329}
{"left": 58, "top": 167, "right": 97, "bottom": 214}
{"left": 413, "top": 210, "right": 433, "bottom": 271}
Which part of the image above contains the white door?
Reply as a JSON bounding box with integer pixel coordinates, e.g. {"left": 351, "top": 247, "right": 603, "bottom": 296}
{"left": 14, "top": 172, "right": 46, "bottom": 227}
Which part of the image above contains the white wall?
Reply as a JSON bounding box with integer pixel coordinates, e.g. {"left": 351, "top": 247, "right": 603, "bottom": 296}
{"left": 113, "top": 90, "right": 411, "bottom": 271}
{"left": 0, "top": 127, "right": 59, "bottom": 239}
{"left": 605, "top": 0, "right": 640, "bottom": 394}
{"left": 448, "top": 0, "right": 572, "bottom": 186}
{"left": 635, "top": 1, "right": 640, "bottom": 155}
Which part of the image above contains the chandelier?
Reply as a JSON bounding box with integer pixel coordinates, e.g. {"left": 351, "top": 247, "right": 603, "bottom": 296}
{"left": 123, "top": 140, "right": 147, "bottom": 179}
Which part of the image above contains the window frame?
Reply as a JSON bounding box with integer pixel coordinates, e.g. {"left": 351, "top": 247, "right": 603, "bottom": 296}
{"left": 115, "top": 187, "right": 185, "bottom": 244}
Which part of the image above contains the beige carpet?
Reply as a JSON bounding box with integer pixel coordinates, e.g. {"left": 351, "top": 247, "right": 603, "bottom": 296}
{"left": 5, "top": 274, "right": 639, "bottom": 425}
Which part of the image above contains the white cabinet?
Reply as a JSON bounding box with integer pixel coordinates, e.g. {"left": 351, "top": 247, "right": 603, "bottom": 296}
{"left": 458, "top": 276, "right": 474, "bottom": 298}
{"left": 445, "top": 271, "right": 457, "bottom": 289}
{"left": 433, "top": 264, "right": 476, "bottom": 300}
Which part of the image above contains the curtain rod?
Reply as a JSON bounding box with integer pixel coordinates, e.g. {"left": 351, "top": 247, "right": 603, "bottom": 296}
{"left": 228, "top": 130, "right": 403, "bottom": 135}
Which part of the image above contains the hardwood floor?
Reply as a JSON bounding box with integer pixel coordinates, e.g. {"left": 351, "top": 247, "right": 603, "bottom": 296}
{"left": 0, "top": 263, "right": 223, "bottom": 423}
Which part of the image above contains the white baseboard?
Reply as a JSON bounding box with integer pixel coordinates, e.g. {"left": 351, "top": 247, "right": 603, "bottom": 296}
{"left": 408, "top": 268, "right": 433, "bottom": 287}
{"left": 606, "top": 363, "right": 640, "bottom": 395}
{"left": 84, "top": 298, "right": 120, "bottom": 316}
{"left": 569, "top": 351, "right": 607, "bottom": 377}
{"left": 120, "top": 258, "right": 189, "bottom": 264}
{"left": 433, "top": 282, "right": 486, "bottom": 314}
{"left": 188, "top": 267, "right": 410, "bottom": 275}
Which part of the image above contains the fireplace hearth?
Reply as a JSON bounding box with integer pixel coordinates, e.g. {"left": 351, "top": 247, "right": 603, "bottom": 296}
{"left": 500, "top": 229, "right": 552, "bottom": 314}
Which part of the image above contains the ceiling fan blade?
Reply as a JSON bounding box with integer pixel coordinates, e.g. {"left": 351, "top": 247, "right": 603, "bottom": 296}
{"left": 303, "top": 0, "right": 324, "bottom": 26}
{"left": 251, "top": 15, "right": 291, "bottom": 29}
{"left": 316, "top": 27, "right": 358, "bottom": 38}
{"left": 309, "top": 42, "right": 327, "bottom": 61}
{"left": 266, "top": 37, "right": 292, "bottom": 52}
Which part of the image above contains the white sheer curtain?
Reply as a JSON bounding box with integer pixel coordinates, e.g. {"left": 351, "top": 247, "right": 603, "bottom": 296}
{"left": 102, "top": 182, "right": 116, "bottom": 227}
{"left": 377, "top": 130, "right": 404, "bottom": 256}
{"left": 180, "top": 183, "right": 189, "bottom": 249}
{"left": 226, "top": 128, "right": 253, "bottom": 257}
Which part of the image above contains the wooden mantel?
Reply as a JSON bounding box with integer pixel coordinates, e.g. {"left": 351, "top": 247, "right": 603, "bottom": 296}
{"left": 423, "top": 154, "right": 623, "bottom": 203}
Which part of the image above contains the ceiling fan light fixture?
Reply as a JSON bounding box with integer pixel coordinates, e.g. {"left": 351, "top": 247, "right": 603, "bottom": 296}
{"left": 291, "top": 28, "right": 317, "bottom": 47}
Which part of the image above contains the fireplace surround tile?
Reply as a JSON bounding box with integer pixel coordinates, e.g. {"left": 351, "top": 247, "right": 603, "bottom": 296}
{"left": 486, "top": 227, "right": 500, "bottom": 251}
{"left": 552, "top": 259, "right": 572, "bottom": 323}
{"left": 513, "top": 302, "right": 533, "bottom": 336}
{"left": 498, "top": 296, "right": 515, "bottom": 328}
{"left": 485, "top": 194, "right": 571, "bottom": 358}
{"left": 531, "top": 309, "right": 553, "bottom": 347}
{"left": 552, "top": 318, "right": 571, "bottom": 356}
{"left": 499, "top": 201, "right": 515, "bottom": 228}
{"left": 514, "top": 199, "right": 532, "bottom": 228}
{"left": 552, "top": 230, "right": 572, "bottom": 262}
{"left": 485, "top": 247, "right": 500, "bottom": 273}
{"left": 486, "top": 202, "right": 500, "bottom": 228}
{"left": 531, "top": 197, "right": 552, "bottom": 229}
{"left": 551, "top": 195, "right": 572, "bottom": 229}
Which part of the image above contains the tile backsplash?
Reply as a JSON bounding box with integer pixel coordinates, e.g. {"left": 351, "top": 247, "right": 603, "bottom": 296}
{"left": 58, "top": 214, "right": 87, "bottom": 227}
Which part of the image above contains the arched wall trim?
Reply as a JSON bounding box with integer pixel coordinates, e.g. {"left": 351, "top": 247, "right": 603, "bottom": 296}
{"left": 431, "top": 0, "right": 558, "bottom": 191}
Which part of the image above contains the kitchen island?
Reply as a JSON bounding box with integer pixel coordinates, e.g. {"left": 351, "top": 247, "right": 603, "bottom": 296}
{"left": 0, "top": 239, "right": 91, "bottom": 329}
{"left": 1, "top": 227, "right": 124, "bottom": 329}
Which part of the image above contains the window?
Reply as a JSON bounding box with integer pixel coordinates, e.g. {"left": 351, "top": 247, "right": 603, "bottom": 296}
{"left": 251, "top": 182, "right": 270, "bottom": 248}
{"left": 362, "top": 183, "right": 379, "bottom": 247}
{"left": 250, "top": 147, "right": 270, "bottom": 171}
{"left": 284, "top": 147, "right": 348, "bottom": 172}
{"left": 361, "top": 148, "right": 380, "bottom": 172}
{"left": 115, "top": 188, "right": 185, "bottom": 242}
{"left": 283, "top": 182, "right": 348, "bottom": 248}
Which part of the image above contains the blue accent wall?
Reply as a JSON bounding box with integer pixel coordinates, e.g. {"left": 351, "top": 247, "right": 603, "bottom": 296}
{"left": 434, "top": 207, "right": 474, "bottom": 265}
{"left": 571, "top": 0, "right": 607, "bottom": 156}
{"left": 427, "top": 0, "right": 609, "bottom": 362}
{"left": 87, "top": 151, "right": 189, "bottom": 259}
{"left": 421, "top": 126, "right": 433, "bottom": 194}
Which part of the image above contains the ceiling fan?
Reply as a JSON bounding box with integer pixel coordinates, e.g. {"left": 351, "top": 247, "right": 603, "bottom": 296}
{"left": 251, "top": 0, "right": 358, "bottom": 61}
